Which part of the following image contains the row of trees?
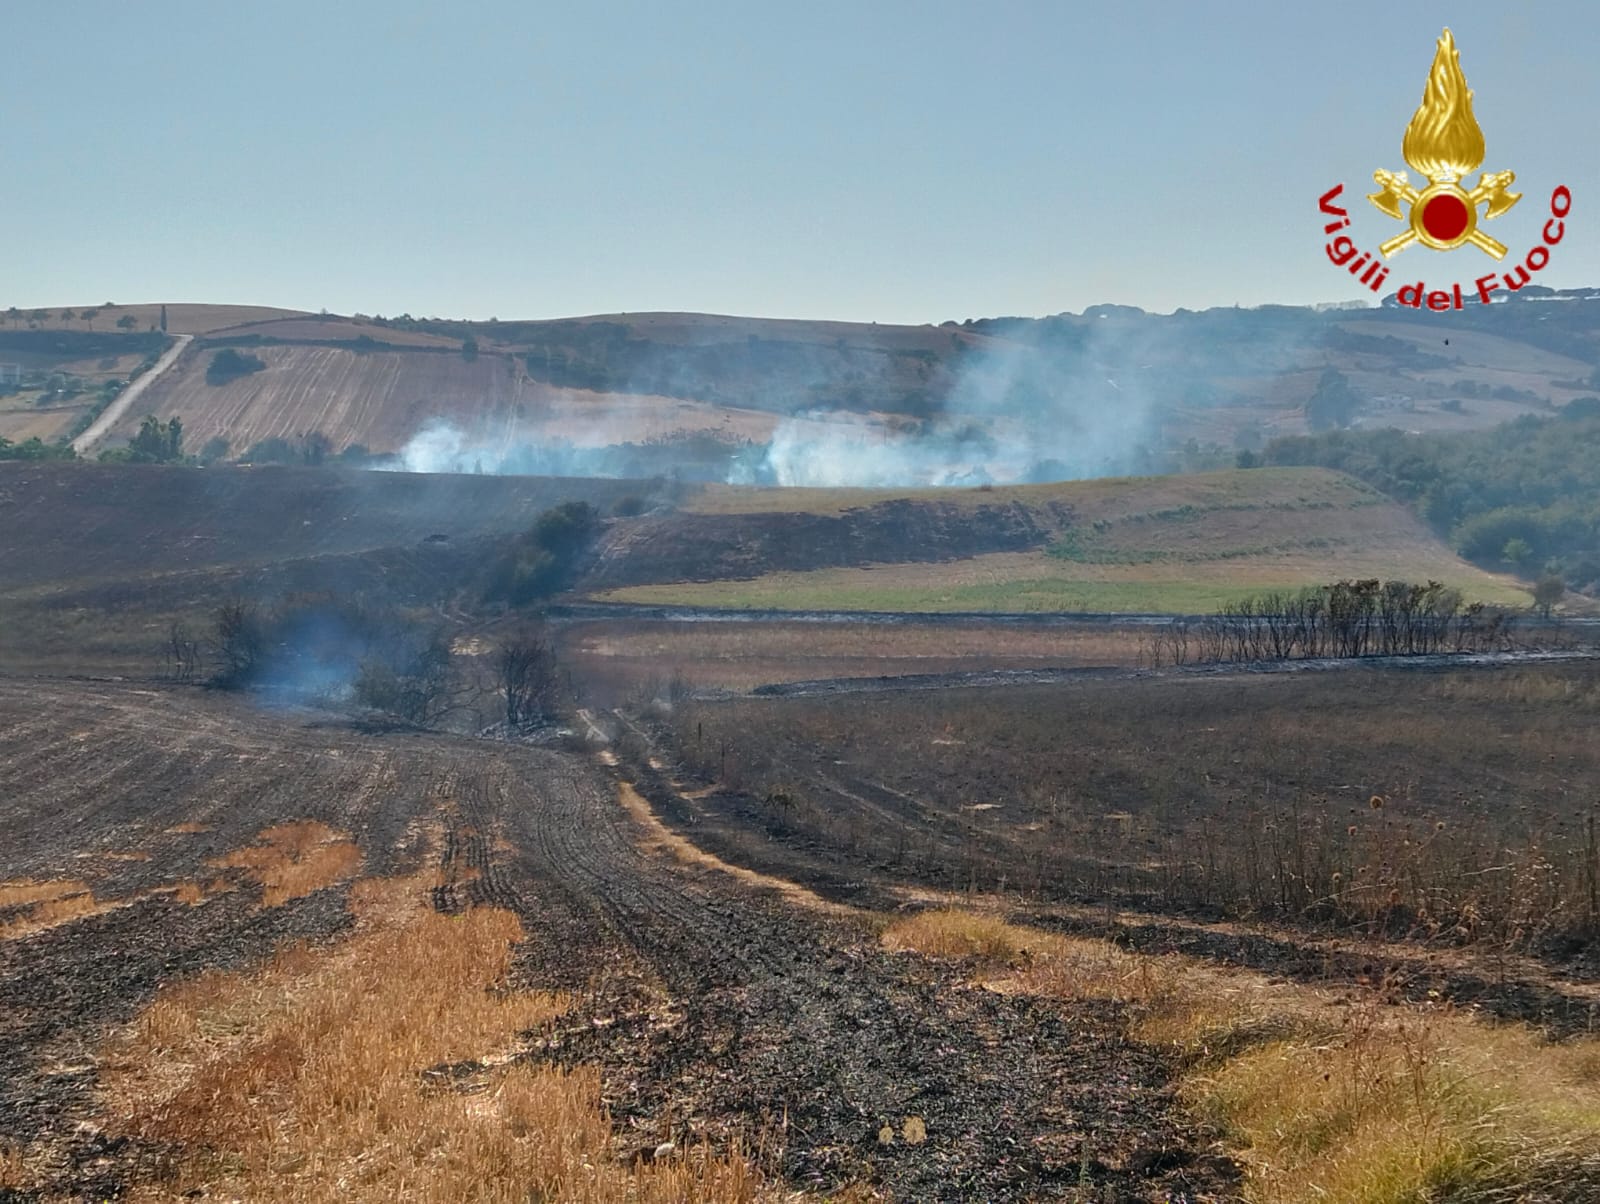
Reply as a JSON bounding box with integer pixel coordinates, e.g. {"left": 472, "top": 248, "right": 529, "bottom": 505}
{"left": 1143, "top": 580, "right": 1522, "bottom": 667}
{"left": 2, "top": 305, "right": 148, "bottom": 332}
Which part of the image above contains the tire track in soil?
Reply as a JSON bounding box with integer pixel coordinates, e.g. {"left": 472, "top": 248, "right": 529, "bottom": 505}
{"left": 456, "top": 744, "right": 1238, "bottom": 1201}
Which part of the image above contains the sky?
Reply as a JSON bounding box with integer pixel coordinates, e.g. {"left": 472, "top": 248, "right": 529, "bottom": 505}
{"left": 5, "top": 1, "right": 1599, "bottom": 324}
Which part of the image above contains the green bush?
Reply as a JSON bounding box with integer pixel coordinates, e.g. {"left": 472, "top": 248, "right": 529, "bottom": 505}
{"left": 206, "top": 348, "right": 266, "bottom": 386}
{"left": 483, "top": 501, "right": 602, "bottom": 606}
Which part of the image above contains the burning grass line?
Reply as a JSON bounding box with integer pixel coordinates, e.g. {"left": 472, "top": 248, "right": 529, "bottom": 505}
{"left": 883, "top": 907, "right": 1600, "bottom": 1204}
{"left": 99, "top": 865, "right": 777, "bottom": 1203}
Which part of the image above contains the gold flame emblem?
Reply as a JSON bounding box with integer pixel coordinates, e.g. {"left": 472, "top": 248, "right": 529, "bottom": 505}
{"left": 1368, "top": 29, "right": 1520, "bottom": 258}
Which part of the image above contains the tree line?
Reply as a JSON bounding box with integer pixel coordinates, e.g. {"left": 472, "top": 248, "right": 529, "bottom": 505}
{"left": 1142, "top": 579, "right": 1522, "bottom": 667}
{"left": 1252, "top": 408, "right": 1600, "bottom": 587}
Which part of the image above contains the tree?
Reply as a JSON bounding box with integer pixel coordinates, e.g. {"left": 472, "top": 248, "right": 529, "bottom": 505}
{"left": 483, "top": 502, "right": 603, "bottom": 606}
{"left": 116, "top": 314, "right": 138, "bottom": 332}
{"left": 497, "top": 625, "right": 559, "bottom": 728}
{"left": 159, "top": 304, "right": 168, "bottom": 333}
{"left": 1306, "top": 367, "right": 1360, "bottom": 431}
{"left": 353, "top": 626, "right": 456, "bottom": 725}
{"left": 1503, "top": 537, "right": 1534, "bottom": 570}
{"left": 29, "top": 309, "right": 47, "bottom": 327}
{"left": 4, "top": 307, "right": 19, "bottom": 328}
{"left": 198, "top": 436, "right": 232, "bottom": 465}
{"left": 206, "top": 348, "right": 266, "bottom": 386}
{"left": 80, "top": 308, "right": 99, "bottom": 330}
{"left": 59, "top": 310, "right": 75, "bottom": 326}
{"left": 1533, "top": 573, "right": 1566, "bottom": 618}
{"left": 214, "top": 599, "right": 266, "bottom": 685}
{"left": 301, "top": 431, "right": 332, "bottom": 466}
{"left": 164, "top": 621, "right": 202, "bottom": 681}
{"left": 126, "top": 415, "right": 184, "bottom": 463}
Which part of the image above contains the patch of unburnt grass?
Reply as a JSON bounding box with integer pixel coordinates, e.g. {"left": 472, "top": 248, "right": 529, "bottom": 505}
{"left": 0, "top": 877, "right": 92, "bottom": 910}
{"left": 208, "top": 820, "right": 362, "bottom": 907}
{"left": 99, "top": 865, "right": 776, "bottom": 1203}
{"left": 884, "top": 908, "right": 1600, "bottom": 1203}
{"left": 0, "top": 878, "right": 106, "bottom": 941}
{"left": 0, "top": 1141, "right": 26, "bottom": 1192}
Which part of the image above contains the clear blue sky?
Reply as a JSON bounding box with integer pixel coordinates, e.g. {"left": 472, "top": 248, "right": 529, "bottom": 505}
{"left": 5, "top": 1, "right": 1597, "bottom": 323}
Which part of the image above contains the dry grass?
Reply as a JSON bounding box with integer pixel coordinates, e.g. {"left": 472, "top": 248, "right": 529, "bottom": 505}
{"left": 599, "top": 546, "right": 1527, "bottom": 613}
{"left": 209, "top": 820, "right": 362, "bottom": 907}
{"left": 564, "top": 619, "right": 1145, "bottom": 695}
{"left": 604, "top": 468, "right": 1526, "bottom": 613}
{"left": 102, "top": 868, "right": 774, "bottom": 1203}
{"left": 0, "top": 1142, "right": 26, "bottom": 1191}
{"left": 0, "top": 879, "right": 110, "bottom": 941}
{"left": 0, "top": 877, "right": 91, "bottom": 909}
{"left": 164, "top": 822, "right": 211, "bottom": 835}
{"left": 618, "top": 783, "right": 852, "bottom": 917}
{"left": 884, "top": 908, "right": 1600, "bottom": 1203}
{"left": 686, "top": 467, "right": 1367, "bottom": 517}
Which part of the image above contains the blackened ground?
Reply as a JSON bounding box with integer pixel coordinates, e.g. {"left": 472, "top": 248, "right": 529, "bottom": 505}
{"left": 0, "top": 679, "right": 1236, "bottom": 1201}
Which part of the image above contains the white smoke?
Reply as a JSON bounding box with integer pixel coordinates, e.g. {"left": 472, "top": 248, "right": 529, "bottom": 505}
{"left": 740, "top": 326, "right": 1160, "bottom": 487}
{"left": 742, "top": 414, "right": 993, "bottom": 488}
{"left": 376, "top": 310, "right": 1303, "bottom": 487}
{"left": 395, "top": 420, "right": 472, "bottom": 473}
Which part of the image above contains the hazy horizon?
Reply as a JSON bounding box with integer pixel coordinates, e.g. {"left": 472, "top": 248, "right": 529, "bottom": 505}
{"left": 8, "top": 1, "right": 1599, "bottom": 324}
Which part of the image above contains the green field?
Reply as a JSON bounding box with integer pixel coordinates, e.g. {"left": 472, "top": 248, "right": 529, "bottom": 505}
{"left": 601, "top": 468, "right": 1533, "bottom": 613}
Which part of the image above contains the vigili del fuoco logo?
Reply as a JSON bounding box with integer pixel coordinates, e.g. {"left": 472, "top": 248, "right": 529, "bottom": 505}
{"left": 1319, "top": 28, "right": 1572, "bottom": 310}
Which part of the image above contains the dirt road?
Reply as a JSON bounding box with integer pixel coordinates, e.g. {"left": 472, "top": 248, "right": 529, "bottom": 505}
{"left": 70, "top": 334, "right": 193, "bottom": 455}
{"left": 0, "top": 680, "right": 1233, "bottom": 1200}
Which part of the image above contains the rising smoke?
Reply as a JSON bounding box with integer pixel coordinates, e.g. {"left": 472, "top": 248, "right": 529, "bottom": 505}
{"left": 380, "top": 313, "right": 1250, "bottom": 488}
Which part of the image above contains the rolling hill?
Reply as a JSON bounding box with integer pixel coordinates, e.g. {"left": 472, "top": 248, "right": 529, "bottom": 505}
{"left": 4, "top": 296, "right": 1600, "bottom": 484}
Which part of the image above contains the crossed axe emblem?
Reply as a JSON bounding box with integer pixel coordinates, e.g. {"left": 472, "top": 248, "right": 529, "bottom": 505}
{"left": 1368, "top": 169, "right": 1520, "bottom": 259}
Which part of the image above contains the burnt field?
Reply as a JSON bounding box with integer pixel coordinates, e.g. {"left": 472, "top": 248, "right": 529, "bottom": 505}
{"left": 7, "top": 462, "right": 1600, "bottom": 1200}
{"left": 660, "top": 662, "right": 1600, "bottom": 965}
{"left": 0, "top": 678, "right": 1237, "bottom": 1202}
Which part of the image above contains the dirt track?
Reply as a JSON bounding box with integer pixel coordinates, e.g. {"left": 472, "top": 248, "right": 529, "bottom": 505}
{"left": 71, "top": 335, "right": 193, "bottom": 455}
{"left": 0, "top": 679, "right": 1235, "bottom": 1201}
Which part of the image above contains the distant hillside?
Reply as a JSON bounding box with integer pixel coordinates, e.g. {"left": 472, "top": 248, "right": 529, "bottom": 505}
{"left": 7, "top": 296, "right": 1600, "bottom": 486}
{"left": 586, "top": 467, "right": 1530, "bottom": 613}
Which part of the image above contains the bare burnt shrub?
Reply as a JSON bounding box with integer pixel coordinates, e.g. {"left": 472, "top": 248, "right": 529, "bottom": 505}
{"left": 498, "top": 623, "right": 560, "bottom": 729}
{"left": 210, "top": 594, "right": 464, "bottom": 725}
{"left": 1186, "top": 580, "right": 1518, "bottom": 665}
